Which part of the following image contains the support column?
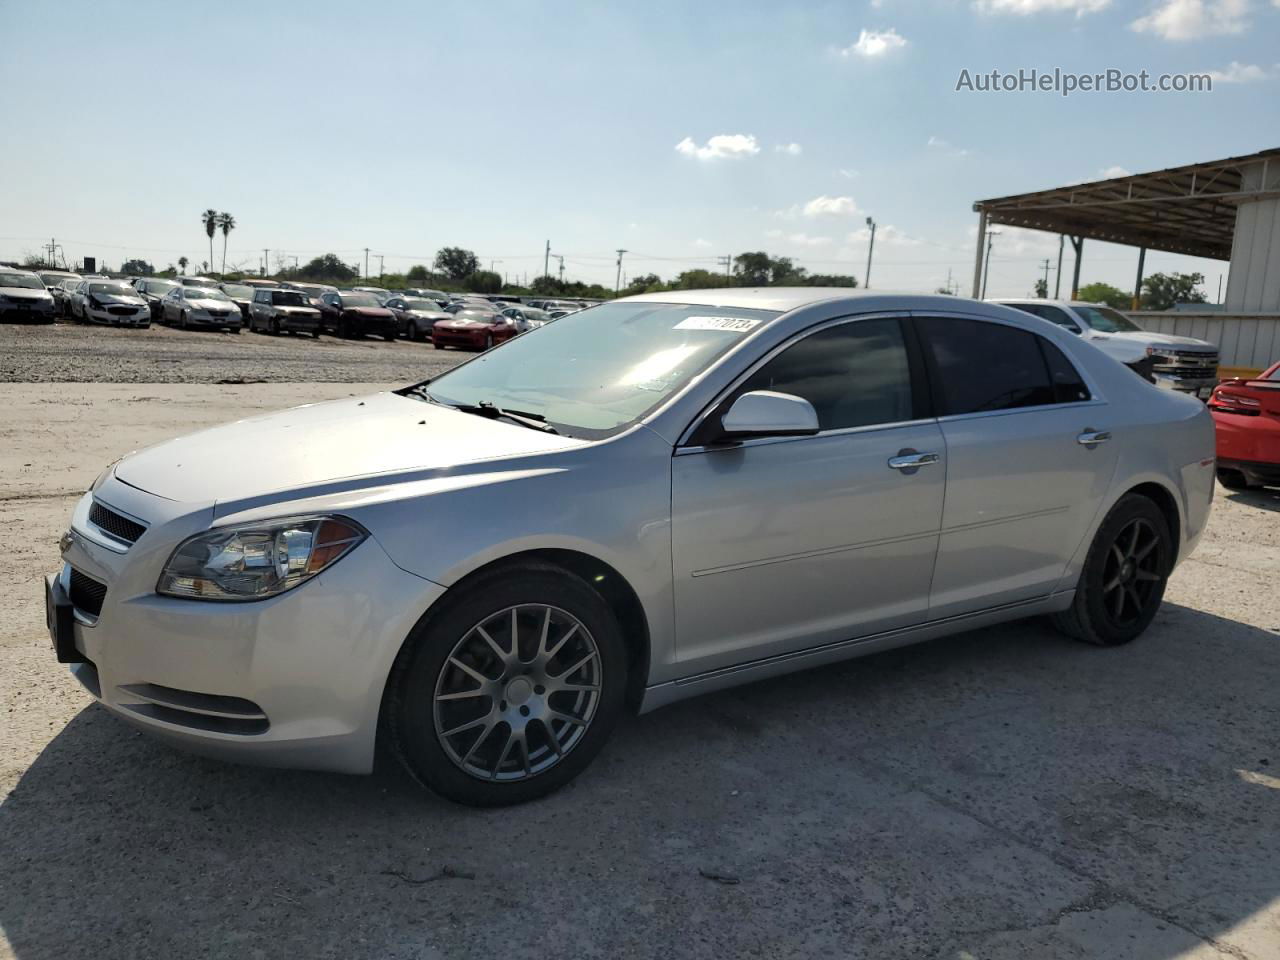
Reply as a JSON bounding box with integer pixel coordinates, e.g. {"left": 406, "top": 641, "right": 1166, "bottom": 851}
{"left": 1069, "top": 236, "right": 1084, "bottom": 299}
{"left": 1132, "top": 246, "right": 1146, "bottom": 310}
{"left": 971, "top": 210, "right": 987, "bottom": 298}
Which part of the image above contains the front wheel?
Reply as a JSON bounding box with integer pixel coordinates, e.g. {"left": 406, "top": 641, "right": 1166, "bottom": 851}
{"left": 386, "top": 564, "right": 628, "bottom": 806}
{"left": 1051, "top": 494, "right": 1172, "bottom": 647}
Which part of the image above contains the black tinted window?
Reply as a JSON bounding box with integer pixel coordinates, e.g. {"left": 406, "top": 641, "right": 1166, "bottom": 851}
{"left": 739, "top": 318, "right": 912, "bottom": 431}
{"left": 919, "top": 317, "right": 1056, "bottom": 414}
{"left": 1040, "top": 338, "right": 1091, "bottom": 403}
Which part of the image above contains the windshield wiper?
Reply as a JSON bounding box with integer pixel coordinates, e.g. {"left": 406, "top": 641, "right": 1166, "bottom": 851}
{"left": 454, "top": 401, "right": 560, "bottom": 434}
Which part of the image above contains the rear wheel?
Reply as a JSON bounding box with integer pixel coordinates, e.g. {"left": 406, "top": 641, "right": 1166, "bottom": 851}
{"left": 387, "top": 564, "right": 627, "bottom": 806}
{"left": 1217, "top": 468, "right": 1256, "bottom": 490}
{"left": 484, "top": 333, "right": 494, "bottom": 351}
{"left": 270, "top": 317, "right": 281, "bottom": 336}
{"left": 179, "top": 311, "right": 188, "bottom": 330}
{"left": 1052, "top": 494, "right": 1172, "bottom": 647}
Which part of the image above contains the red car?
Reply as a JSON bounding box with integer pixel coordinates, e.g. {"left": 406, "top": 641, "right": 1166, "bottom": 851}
{"left": 431, "top": 309, "right": 518, "bottom": 351}
{"left": 1209, "top": 361, "right": 1280, "bottom": 489}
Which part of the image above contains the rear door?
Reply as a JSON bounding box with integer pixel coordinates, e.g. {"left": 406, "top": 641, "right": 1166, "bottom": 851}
{"left": 670, "top": 314, "right": 945, "bottom": 673}
{"left": 913, "top": 314, "right": 1118, "bottom": 619}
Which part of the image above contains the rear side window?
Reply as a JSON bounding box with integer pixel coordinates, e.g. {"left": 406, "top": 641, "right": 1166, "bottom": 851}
{"left": 738, "top": 317, "right": 913, "bottom": 431}
{"left": 1040, "top": 338, "right": 1091, "bottom": 403}
{"left": 918, "top": 317, "right": 1066, "bottom": 415}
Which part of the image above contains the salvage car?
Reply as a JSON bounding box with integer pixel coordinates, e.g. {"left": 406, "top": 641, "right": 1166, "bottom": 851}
{"left": 220, "top": 283, "right": 256, "bottom": 325}
{"left": 430, "top": 308, "right": 519, "bottom": 350}
{"left": 249, "top": 287, "right": 322, "bottom": 337}
{"left": 48, "top": 290, "right": 1215, "bottom": 806}
{"left": 159, "top": 285, "right": 242, "bottom": 332}
{"left": 0, "top": 268, "right": 58, "bottom": 323}
{"left": 1208, "top": 361, "right": 1280, "bottom": 489}
{"left": 996, "top": 299, "right": 1219, "bottom": 396}
{"left": 500, "top": 305, "right": 552, "bottom": 332}
{"left": 385, "top": 296, "right": 453, "bottom": 341}
{"left": 320, "top": 290, "right": 399, "bottom": 340}
{"left": 134, "top": 278, "right": 179, "bottom": 322}
{"left": 71, "top": 279, "right": 150, "bottom": 326}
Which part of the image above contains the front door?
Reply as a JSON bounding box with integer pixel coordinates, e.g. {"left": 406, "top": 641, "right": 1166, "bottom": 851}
{"left": 670, "top": 315, "right": 945, "bottom": 673}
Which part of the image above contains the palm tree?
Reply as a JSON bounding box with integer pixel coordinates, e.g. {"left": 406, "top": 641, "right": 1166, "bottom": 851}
{"left": 216, "top": 212, "right": 236, "bottom": 277}
{"left": 201, "top": 209, "right": 218, "bottom": 277}
{"left": 178, "top": 256, "right": 188, "bottom": 276}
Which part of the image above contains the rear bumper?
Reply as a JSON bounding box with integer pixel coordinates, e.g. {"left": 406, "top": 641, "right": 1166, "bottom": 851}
{"left": 1218, "top": 458, "right": 1280, "bottom": 485}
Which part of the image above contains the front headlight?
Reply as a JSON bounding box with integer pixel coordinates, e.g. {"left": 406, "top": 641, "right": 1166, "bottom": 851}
{"left": 157, "top": 516, "right": 366, "bottom": 602}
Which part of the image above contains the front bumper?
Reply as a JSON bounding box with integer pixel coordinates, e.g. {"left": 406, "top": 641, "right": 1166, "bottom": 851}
{"left": 433, "top": 328, "right": 488, "bottom": 348}
{"left": 278, "top": 313, "right": 321, "bottom": 332}
{"left": 188, "top": 312, "right": 239, "bottom": 328}
{"left": 1, "top": 300, "right": 57, "bottom": 322}
{"left": 87, "top": 306, "right": 149, "bottom": 326}
{"left": 53, "top": 486, "right": 445, "bottom": 774}
{"left": 1153, "top": 372, "right": 1218, "bottom": 396}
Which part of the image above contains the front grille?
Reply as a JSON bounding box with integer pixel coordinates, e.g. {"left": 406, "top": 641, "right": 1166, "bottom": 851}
{"left": 1152, "top": 351, "right": 1218, "bottom": 378}
{"left": 68, "top": 568, "right": 107, "bottom": 617}
{"left": 89, "top": 500, "right": 146, "bottom": 545}
{"left": 107, "top": 306, "right": 140, "bottom": 315}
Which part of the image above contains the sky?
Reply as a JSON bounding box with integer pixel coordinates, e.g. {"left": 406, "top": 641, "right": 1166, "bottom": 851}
{"left": 1, "top": 0, "right": 1276, "bottom": 298}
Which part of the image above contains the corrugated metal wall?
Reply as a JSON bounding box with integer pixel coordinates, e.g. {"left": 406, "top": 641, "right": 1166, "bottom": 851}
{"left": 1129, "top": 311, "right": 1280, "bottom": 375}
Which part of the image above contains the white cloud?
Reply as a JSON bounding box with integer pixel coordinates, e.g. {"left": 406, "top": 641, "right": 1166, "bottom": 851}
{"left": 775, "top": 142, "right": 803, "bottom": 156}
{"left": 845, "top": 225, "right": 922, "bottom": 247}
{"left": 838, "top": 168, "right": 860, "bottom": 179}
{"left": 927, "top": 135, "right": 971, "bottom": 158}
{"left": 1099, "top": 165, "right": 1132, "bottom": 178}
{"left": 692, "top": 238, "right": 713, "bottom": 248}
{"left": 840, "top": 28, "right": 908, "bottom": 58}
{"left": 803, "top": 195, "right": 860, "bottom": 217}
{"left": 674, "top": 134, "right": 761, "bottom": 161}
{"left": 974, "top": 0, "right": 1110, "bottom": 14}
{"left": 786, "top": 233, "right": 833, "bottom": 247}
{"left": 765, "top": 229, "right": 784, "bottom": 238}
{"left": 1207, "top": 61, "right": 1269, "bottom": 83}
{"left": 1130, "top": 0, "right": 1249, "bottom": 40}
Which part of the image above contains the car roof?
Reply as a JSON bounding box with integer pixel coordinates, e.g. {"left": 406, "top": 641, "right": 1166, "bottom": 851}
{"left": 991, "top": 298, "right": 1104, "bottom": 308}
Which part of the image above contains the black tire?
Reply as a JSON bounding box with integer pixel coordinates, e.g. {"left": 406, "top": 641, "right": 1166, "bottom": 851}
{"left": 386, "top": 563, "right": 628, "bottom": 807}
{"left": 179, "top": 311, "right": 188, "bottom": 330}
{"left": 411, "top": 323, "right": 424, "bottom": 343}
{"left": 383, "top": 330, "right": 397, "bottom": 342}
{"left": 433, "top": 342, "right": 445, "bottom": 350}
{"left": 1052, "top": 493, "right": 1173, "bottom": 647}
{"left": 311, "top": 329, "right": 321, "bottom": 339}
{"left": 270, "top": 317, "right": 281, "bottom": 336}
{"left": 232, "top": 326, "right": 242, "bottom": 334}
{"left": 1217, "top": 468, "right": 1255, "bottom": 490}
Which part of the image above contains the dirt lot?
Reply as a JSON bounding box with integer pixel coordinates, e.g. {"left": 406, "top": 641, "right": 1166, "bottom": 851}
{"left": 0, "top": 321, "right": 466, "bottom": 384}
{"left": 2, "top": 373, "right": 1280, "bottom": 959}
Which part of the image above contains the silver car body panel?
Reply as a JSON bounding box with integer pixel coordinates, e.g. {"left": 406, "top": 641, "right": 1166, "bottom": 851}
{"left": 57, "top": 290, "right": 1215, "bottom": 771}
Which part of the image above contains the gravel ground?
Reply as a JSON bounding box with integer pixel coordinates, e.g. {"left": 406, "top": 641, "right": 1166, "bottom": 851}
{"left": 0, "top": 321, "right": 466, "bottom": 384}
{"left": 2, "top": 376, "right": 1280, "bottom": 958}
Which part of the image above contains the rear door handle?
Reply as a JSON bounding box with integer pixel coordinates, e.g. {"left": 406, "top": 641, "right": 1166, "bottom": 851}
{"left": 1077, "top": 430, "right": 1111, "bottom": 446}
{"left": 888, "top": 451, "right": 940, "bottom": 471}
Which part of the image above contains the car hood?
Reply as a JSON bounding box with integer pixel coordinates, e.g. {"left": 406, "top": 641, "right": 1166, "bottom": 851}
{"left": 410, "top": 310, "right": 451, "bottom": 320}
{"left": 113, "top": 392, "right": 584, "bottom": 503}
{"left": 277, "top": 305, "right": 320, "bottom": 315}
{"left": 1, "top": 286, "right": 53, "bottom": 300}
{"left": 90, "top": 293, "right": 145, "bottom": 306}
{"left": 1091, "top": 330, "right": 1216, "bottom": 353}
{"left": 348, "top": 306, "right": 393, "bottom": 317}
{"left": 187, "top": 298, "right": 235, "bottom": 309}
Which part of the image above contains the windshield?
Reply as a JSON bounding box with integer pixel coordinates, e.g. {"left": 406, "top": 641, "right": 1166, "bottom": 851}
{"left": 341, "top": 293, "right": 381, "bottom": 308}
{"left": 38, "top": 273, "right": 74, "bottom": 286}
{"left": 272, "top": 291, "right": 307, "bottom": 306}
{"left": 1074, "top": 304, "right": 1141, "bottom": 333}
{"left": 0, "top": 272, "right": 44, "bottom": 289}
{"left": 89, "top": 282, "right": 135, "bottom": 295}
{"left": 189, "top": 288, "right": 231, "bottom": 301}
{"left": 147, "top": 281, "right": 178, "bottom": 295}
{"left": 404, "top": 299, "right": 439, "bottom": 311}
{"left": 421, "top": 301, "right": 779, "bottom": 438}
{"left": 223, "top": 284, "right": 253, "bottom": 298}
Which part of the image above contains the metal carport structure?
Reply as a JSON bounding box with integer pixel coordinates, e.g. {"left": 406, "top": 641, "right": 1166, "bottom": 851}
{"left": 971, "top": 147, "right": 1280, "bottom": 305}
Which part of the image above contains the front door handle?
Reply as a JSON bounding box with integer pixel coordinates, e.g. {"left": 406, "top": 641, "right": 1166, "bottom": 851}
{"left": 888, "top": 451, "right": 940, "bottom": 472}
{"left": 1077, "top": 429, "right": 1112, "bottom": 446}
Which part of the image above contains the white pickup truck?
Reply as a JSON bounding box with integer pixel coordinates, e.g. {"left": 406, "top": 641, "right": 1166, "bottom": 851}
{"left": 995, "top": 299, "right": 1220, "bottom": 398}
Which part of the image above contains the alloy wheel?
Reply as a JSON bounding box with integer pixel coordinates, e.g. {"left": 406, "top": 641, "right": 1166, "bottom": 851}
{"left": 433, "top": 604, "right": 602, "bottom": 782}
{"left": 1101, "top": 517, "right": 1164, "bottom": 625}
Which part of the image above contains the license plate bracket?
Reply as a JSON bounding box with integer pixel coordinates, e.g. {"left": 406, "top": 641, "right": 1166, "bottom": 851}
{"left": 45, "top": 574, "right": 85, "bottom": 664}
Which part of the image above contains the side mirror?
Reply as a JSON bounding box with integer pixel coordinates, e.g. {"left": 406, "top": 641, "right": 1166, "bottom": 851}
{"left": 718, "top": 390, "right": 819, "bottom": 440}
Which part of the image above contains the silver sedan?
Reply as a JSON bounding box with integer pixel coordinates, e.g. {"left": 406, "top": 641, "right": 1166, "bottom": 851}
{"left": 159, "top": 285, "right": 243, "bottom": 332}
{"left": 48, "top": 290, "right": 1214, "bottom": 805}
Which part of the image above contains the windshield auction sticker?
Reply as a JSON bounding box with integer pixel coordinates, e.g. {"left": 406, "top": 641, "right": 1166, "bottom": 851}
{"left": 674, "top": 316, "right": 762, "bottom": 333}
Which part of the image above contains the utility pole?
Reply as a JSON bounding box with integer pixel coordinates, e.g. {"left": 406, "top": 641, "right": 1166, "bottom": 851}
{"left": 1039, "top": 258, "right": 1051, "bottom": 297}
{"left": 615, "top": 249, "right": 627, "bottom": 295}
{"left": 544, "top": 240, "right": 551, "bottom": 279}
{"left": 864, "top": 217, "right": 877, "bottom": 289}
{"left": 364, "top": 248, "right": 370, "bottom": 280}
{"left": 377, "top": 255, "right": 384, "bottom": 282}
{"left": 1054, "top": 234, "right": 1064, "bottom": 298}
{"left": 262, "top": 249, "right": 269, "bottom": 277}
{"left": 717, "top": 254, "right": 731, "bottom": 279}
{"left": 555, "top": 255, "right": 565, "bottom": 283}
{"left": 981, "top": 230, "right": 1000, "bottom": 298}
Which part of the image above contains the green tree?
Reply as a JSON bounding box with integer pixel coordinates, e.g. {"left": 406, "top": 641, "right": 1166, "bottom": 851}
{"left": 1034, "top": 277, "right": 1048, "bottom": 298}
{"left": 406, "top": 264, "right": 431, "bottom": 285}
{"left": 178, "top": 256, "right": 188, "bottom": 275}
{"left": 465, "top": 270, "right": 502, "bottom": 294}
{"left": 216, "top": 212, "right": 235, "bottom": 276}
{"left": 802, "top": 274, "right": 858, "bottom": 287}
{"left": 434, "top": 247, "right": 479, "bottom": 281}
{"left": 201, "top": 209, "right": 219, "bottom": 275}
{"left": 120, "top": 258, "right": 155, "bottom": 275}
{"left": 1077, "top": 281, "right": 1130, "bottom": 309}
{"left": 624, "top": 273, "right": 663, "bottom": 295}
{"left": 672, "top": 269, "right": 727, "bottom": 290}
{"left": 1140, "top": 271, "right": 1207, "bottom": 311}
{"left": 732, "top": 252, "right": 808, "bottom": 285}
{"left": 296, "top": 253, "right": 358, "bottom": 283}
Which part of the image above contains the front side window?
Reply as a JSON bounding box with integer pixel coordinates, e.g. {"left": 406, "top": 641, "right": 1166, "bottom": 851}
{"left": 737, "top": 317, "right": 913, "bottom": 431}
{"left": 1072, "top": 304, "right": 1140, "bottom": 333}
{"left": 918, "top": 317, "right": 1080, "bottom": 415}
